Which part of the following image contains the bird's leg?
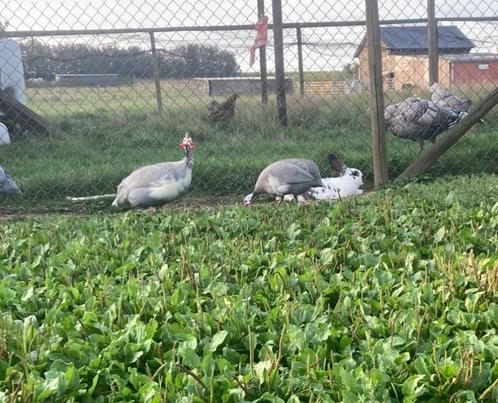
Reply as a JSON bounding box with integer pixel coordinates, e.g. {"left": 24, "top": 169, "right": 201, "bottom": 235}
{"left": 417, "top": 140, "right": 425, "bottom": 156}
{"left": 297, "top": 193, "right": 311, "bottom": 205}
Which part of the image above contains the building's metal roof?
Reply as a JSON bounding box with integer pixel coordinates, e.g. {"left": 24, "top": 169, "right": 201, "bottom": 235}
{"left": 440, "top": 53, "right": 498, "bottom": 63}
{"left": 354, "top": 26, "right": 474, "bottom": 57}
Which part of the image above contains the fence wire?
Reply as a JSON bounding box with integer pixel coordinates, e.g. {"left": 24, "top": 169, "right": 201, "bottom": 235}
{"left": 0, "top": 0, "right": 496, "bottom": 209}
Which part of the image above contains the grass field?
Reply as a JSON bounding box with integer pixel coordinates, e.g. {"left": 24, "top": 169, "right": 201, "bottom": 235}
{"left": 0, "top": 175, "right": 497, "bottom": 401}
{"left": 0, "top": 82, "right": 496, "bottom": 213}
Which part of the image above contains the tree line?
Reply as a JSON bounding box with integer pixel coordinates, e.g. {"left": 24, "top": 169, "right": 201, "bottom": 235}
{"left": 20, "top": 40, "right": 241, "bottom": 81}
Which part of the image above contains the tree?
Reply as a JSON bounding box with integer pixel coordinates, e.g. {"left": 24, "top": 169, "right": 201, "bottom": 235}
{"left": 20, "top": 39, "right": 55, "bottom": 80}
{"left": 19, "top": 41, "right": 240, "bottom": 81}
{"left": 161, "top": 44, "right": 240, "bottom": 78}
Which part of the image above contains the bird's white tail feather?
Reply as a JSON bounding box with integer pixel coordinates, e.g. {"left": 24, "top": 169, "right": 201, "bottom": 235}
{"left": 65, "top": 193, "right": 116, "bottom": 201}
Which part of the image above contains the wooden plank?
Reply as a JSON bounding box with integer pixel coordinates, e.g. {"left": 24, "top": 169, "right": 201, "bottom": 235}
{"left": 303, "top": 80, "right": 348, "bottom": 95}
{"left": 149, "top": 31, "right": 163, "bottom": 114}
{"left": 257, "top": 0, "right": 268, "bottom": 105}
{"left": 296, "top": 27, "right": 305, "bottom": 97}
{"left": 398, "top": 88, "right": 498, "bottom": 179}
{"left": 271, "top": 0, "right": 288, "bottom": 126}
{"left": 365, "top": 0, "right": 389, "bottom": 188}
{"left": 0, "top": 88, "right": 51, "bottom": 134}
{"left": 428, "top": 0, "right": 438, "bottom": 85}
{"left": 1, "top": 19, "right": 428, "bottom": 38}
{"left": 10, "top": 17, "right": 498, "bottom": 39}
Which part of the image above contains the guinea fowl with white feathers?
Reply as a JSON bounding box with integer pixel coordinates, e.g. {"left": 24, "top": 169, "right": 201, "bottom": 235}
{"left": 244, "top": 158, "right": 324, "bottom": 205}
{"left": 111, "top": 133, "right": 196, "bottom": 208}
{"left": 0, "top": 165, "right": 21, "bottom": 197}
{"left": 384, "top": 96, "right": 467, "bottom": 154}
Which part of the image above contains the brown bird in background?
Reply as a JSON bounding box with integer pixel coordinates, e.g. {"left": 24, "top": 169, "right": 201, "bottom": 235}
{"left": 208, "top": 93, "right": 239, "bottom": 122}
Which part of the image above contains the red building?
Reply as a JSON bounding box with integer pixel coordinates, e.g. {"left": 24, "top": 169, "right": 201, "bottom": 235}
{"left": 443, "top": 54, "right": 498, "bottom": 85}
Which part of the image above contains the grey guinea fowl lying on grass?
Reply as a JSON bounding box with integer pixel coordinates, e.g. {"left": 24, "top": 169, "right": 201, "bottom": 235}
{"left": 244, "top": 158, "right": 324, "bottom": 205}
{"left": 384, "top": 96, "right": 467, "bottom": 154}
{"left": 0, "top": 165, "right": 21, "bottom": 197}
{"left": 112, "top": 133, "right": 196, "bottom": 208}
{"left": 430, "top": 82, "right": 471, "bottom": 113}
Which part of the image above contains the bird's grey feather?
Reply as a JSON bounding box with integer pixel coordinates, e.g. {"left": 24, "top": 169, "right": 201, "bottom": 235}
{"left": 385, "top": 96, "right": 464, "bottom": 144}
{"left": 113, "top": 158, "right": 192, "bottom": 208}
{"left": 430, "top": 83, "right": 471, "bottom": 113}
{"left": 254, "top": 158, "right": 323, "bottom": 197}
{"left": 0, "top": 165, "right": 21, "bottom": 196}
{"left": 118, "top": 161, "right": 186, "bottom": 189}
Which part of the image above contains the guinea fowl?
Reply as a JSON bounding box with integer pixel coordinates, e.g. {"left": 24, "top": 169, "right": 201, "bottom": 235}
{"left": 111, "top": 133, "right": 195, "bottom": 208}
{"left": 384, "top": 96, "right": 466, "bottom": 154}
{"left": 0, "top": 165, "right": 21, "bottom": 196}
{"left": 430, "top": 83, "right": 471, "bottom": 113}
{"left": 244, "top": 158, "right": 324, "bottom": 205}
{"left": 208, "top": 93, "right": 239, "bottom": 122}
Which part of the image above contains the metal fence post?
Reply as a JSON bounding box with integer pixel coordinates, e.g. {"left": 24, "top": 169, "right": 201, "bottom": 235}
{"left": 428, "top": 0, "right": 439, "bottom": 85}
{"left": 365, "top": 0, "right": 389, "bottom": 188}
{"left": 271, "top": 0, "right": 288, "bottom": 126}
{"left": 296, "top": 26, "right": 305, "bottom": 96}
{"left": 149, "top": 31, "right": 163, "bottom": 114}
{"left": 257, "top": 0, "right": 268, "bottom": 105}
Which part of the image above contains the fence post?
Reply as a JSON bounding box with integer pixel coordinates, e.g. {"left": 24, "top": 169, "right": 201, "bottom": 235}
{"left": 271, "top": 0, "right": 288, "bottom": 126}
{"left": 149, "top": 31, "right": 163, "bottom": 114}
{"left": 365, "top": 0, "right": 389, "bottom": 188}
{"left": 428, "top": 0, "right": 438, "bottom": 85}
{"left": 296, "top": 26, "right": 305, "bottom": 96}
{"left": 257, "top": 0, "right": 268, "bottom": 105}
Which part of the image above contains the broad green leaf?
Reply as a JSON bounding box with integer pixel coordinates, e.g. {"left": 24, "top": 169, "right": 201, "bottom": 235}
{"left": 208, "top": 330, "right": 228, "bottom": 352}
{"left": 434, "top": 226, "right": 446, "bottom": 243}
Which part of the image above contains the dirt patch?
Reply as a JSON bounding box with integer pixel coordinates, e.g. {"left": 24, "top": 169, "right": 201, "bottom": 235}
{"left": 0, "top": 194, "right": 245, "bottom": 220}
{"left": 1, "top": 191, "right": 376, "bottom": 221}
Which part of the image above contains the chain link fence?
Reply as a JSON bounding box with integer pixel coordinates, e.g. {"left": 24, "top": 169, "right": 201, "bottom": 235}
{"left": 0, "top": 0, "right": 496, "bottom": 209}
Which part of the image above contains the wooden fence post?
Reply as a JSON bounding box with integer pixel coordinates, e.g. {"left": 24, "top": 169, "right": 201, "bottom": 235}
{"left": 149, "top": 31, "right": 163, "bottom": 114}
{"left": 271, "top": 0, "right": 288, "bottom": 126}
{"left": 257, "top": 0, "right": 268, "bottom": 105}
{"left": 428, "top": 0, "right": 439, "bottom": 85}
{"left": 365, "top": 0, "right": 389, "bottom": 188}
{"left": 296, "top": 26, "right": 305, "bottom": 96}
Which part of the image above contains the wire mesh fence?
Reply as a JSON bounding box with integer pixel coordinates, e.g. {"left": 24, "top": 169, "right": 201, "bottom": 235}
{"left": 0, "top": 0, "right": 496, "bottom": 210}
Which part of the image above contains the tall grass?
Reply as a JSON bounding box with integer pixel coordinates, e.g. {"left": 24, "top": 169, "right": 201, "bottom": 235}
{"left": 0, "top": 85, "right": 496, "bottom": 208}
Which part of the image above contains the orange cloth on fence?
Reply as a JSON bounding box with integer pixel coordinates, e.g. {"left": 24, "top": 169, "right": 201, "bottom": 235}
{"left": 249, "top": 15, "right": 269, "bottom": 66}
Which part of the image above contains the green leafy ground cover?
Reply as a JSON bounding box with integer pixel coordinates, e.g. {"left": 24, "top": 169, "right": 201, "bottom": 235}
{"left": 1, "top": 174, "right": 498, "bottom": 402}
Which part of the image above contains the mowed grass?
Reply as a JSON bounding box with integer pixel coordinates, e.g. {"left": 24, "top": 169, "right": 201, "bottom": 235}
{"left": 0, "top": 82, "right": 496, "bottom": 211}
{"left": 0, "top": 175, "right": 497, "bottom": 401}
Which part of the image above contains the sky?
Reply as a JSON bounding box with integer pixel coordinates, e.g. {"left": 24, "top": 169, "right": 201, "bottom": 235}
{"left": 1, "top": 0, "right": 497, "bottom": 72}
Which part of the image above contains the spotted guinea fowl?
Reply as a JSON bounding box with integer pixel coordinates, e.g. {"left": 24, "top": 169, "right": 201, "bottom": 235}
{"left": 112, "top": 133, "right": 195, "bottom": 208}
{"left": 208, "top": 93, "right": 239, "bottom": 122}
{"left": 0, "top": 165, "right": 21, "bottom": 196}
{"left": 244, "top": 158, "right": 324, "bottom": 205}
{"left": 430, "top": 83, "right": 471, "bottom": 114}
{"left": 384, "top": 96, "right": 466, "bottom": 154}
